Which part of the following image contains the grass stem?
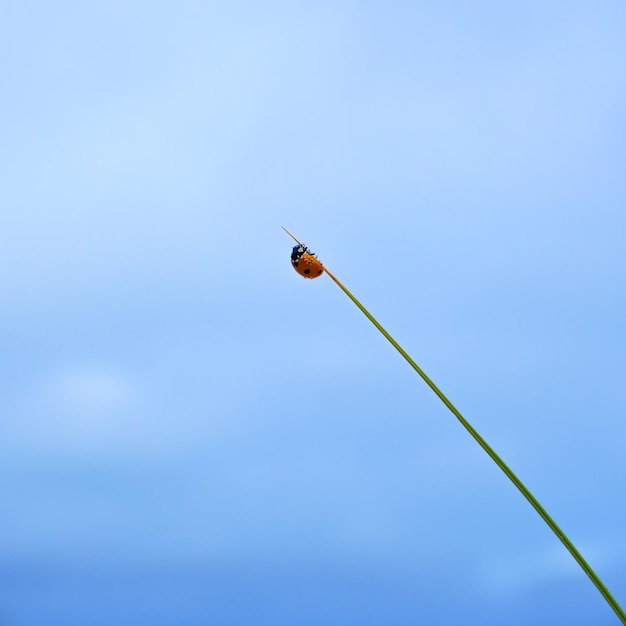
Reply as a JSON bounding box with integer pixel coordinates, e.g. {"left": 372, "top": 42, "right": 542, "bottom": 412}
{"left": 322, "top": 265, "right": 625, "bottom": 624}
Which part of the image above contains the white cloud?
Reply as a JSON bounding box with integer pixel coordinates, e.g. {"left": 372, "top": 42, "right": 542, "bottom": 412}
{"left": 478, "top": 536, "right": 626, "bottom": 596}
{"left": 0, "top": 356, "right": 251, "bottom": 456}
{"left": 480, "top": 544, "right": 577, "bottom": 595}
{"left": 51, "top": 368, "right": 131, "bottom": 418}
{"left": 2, "top": 366, "right": 143, "bottom": 452}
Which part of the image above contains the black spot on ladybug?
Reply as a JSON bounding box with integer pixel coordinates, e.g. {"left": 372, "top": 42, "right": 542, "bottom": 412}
{"left": 304, "top": 268, "right": 310, "bottom": 274}
{"left": 317, "top": 269, "right": 322, "bottom": 275}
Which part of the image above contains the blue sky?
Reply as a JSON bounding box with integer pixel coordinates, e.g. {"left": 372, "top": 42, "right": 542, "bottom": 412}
{"left": 1, "top": 1, "right": 625, "bottom": 624}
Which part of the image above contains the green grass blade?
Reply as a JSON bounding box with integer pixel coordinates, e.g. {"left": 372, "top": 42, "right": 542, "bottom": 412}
{"left": 323, "top": 266, "right": 626, "bottom": 624}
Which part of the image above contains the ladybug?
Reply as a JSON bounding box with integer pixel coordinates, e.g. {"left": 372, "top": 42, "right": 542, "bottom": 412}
{"left": 290, "top": 244, "right": 324, "bottom": 279}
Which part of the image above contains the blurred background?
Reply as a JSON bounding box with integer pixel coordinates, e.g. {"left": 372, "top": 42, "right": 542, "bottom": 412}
{"left": 1, "top": 1, "right": 625, "bottom": 624}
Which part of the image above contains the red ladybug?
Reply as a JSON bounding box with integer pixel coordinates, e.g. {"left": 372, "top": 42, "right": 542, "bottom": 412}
{"left": 290, "top": 244, "right": 324, "bottom": 279}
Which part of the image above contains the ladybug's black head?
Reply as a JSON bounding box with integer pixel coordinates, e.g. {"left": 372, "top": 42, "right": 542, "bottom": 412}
{"left": 291, "top": 244, "right": 307, "bottom": 261}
